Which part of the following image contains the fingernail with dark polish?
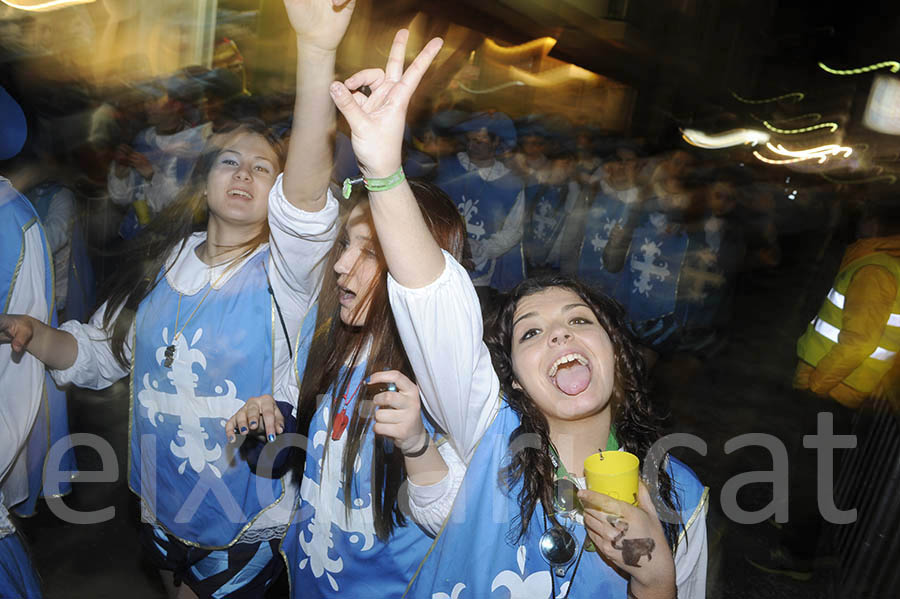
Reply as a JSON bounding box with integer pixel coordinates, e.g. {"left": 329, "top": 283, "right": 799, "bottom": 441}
{"left": 240, "top": 426, "right": 247, "bottom": 433}
{"left": 267, "top": 434, "right": 276, "bottom": 442}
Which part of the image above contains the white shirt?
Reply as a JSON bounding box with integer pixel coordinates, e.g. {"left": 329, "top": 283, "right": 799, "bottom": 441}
{"left": 0, "top": 182, "right": 51, "bottom": 534}
{"left": 389, "top": 252, "right": 708, "bottom": 598}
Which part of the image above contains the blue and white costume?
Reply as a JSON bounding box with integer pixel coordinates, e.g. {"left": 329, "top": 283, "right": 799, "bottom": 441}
{"left": 389, "top": 252, "right": 709, "bottom": 599}
{"left": 50, "top": 176, "right": 338, "bottom": 591}
{"left": 436, "top": 153, "right": 526, "bottom": 291}
{"left": 571, "top": 182, "right": 641, "bottom": 302}
{"left": 522, "top": 181, "right": 577, "bottom": 273}
{"left": 278, "top": 302, "right": 444, "bottom": 597}
{"left": 1, "top": 179, "right": 51, "bottom": 598}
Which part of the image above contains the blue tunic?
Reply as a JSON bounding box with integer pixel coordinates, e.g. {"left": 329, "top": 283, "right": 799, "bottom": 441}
{"left": 577, "top": 190, "right": 631, "bottom": 302}
{"left": 1, "top": 182, "right": 76, "bottom": 516}
{"left": 621, "top": 212, "right": 689, "bottom": 326}
{"left": 0, "top": 532, "right": 42, "bottom": 599}
{"left": 405, "top": 403, "right": 706, "bottom": 599}
{"left": 129, "top": 250, "right": 283, "bottom": 548}
{"left": 280, "top": 304, "right": 435, "bottom": 597}
{"left": 522, "top": 182, "right": 569, "bottom": 272}
{"left": 436, "top": 155, "right": 525, "bottom": 291}
{"left": 0, "top": 182, "right": 53, "bottom": 597}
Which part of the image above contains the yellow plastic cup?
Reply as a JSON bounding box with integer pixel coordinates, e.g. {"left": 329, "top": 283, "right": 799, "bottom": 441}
{"left": 583, "top": 451, "right": 640, "bottom": 506}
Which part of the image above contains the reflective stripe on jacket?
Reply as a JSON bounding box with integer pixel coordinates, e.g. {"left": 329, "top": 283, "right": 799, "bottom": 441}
{"left": 797, "top": 252, "right": 900, "bottom": 393}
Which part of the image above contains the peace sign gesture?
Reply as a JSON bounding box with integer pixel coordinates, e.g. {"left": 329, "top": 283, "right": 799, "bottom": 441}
{"left": 329, "top": 29, "right": 443, "bottom": 179}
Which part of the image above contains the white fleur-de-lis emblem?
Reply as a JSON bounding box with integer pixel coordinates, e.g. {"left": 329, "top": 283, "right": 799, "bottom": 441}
{"left": 458, "top": 196, "right": 486, "bottom": 239}
{"left": 631, "top": 239, "right": 670, "bottom": 296}
{"left": 532, "top": 200, "right": 556, "bottom": 240}
{"left": 138, "top": 327, "right": 244, "bottom": 478}
{"left": 433, "top": 582, "right": 467, "bottom": 599}
{"left": 490, "top": 545, "right": 552, "bottom": 599}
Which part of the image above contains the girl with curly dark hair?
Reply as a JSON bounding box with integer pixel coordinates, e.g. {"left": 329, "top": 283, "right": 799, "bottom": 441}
{"left": 323, "top": 20, "right": 709, "bottom": 599}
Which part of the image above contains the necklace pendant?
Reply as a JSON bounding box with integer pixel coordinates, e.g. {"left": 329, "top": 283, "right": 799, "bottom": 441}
{"left": 332, "top": 408, "right": 350, "bottom": 441}
{"left": 164, "top": 344, "right": 176, "bottom": 368}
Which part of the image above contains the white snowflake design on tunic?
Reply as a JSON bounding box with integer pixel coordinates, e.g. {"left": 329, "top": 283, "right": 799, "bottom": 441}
{"left": 631, "top": 238, "right": 672, "bottom": 296}
{"left": 681, "top": 247, "right": 725, "bottom": 301}
{"left": 458, "top": 196, "right": 487, "bottom": 239}
{"left": 137, "top": 327, "right": 244, "bottom": 478}
{"left": 590, "top": 216, "right": 622, "bottom": 255}
{"left": 296, "top": 403, "right": 376, "bottom": 592}
{"left": 532, "top": 199, "right": 557, "bottom": 241}
{"left": 489, "top": 545, "right": 553, "bottom": 599}
{"left": 432, "top": 582, "right": 467, "bottom": 599}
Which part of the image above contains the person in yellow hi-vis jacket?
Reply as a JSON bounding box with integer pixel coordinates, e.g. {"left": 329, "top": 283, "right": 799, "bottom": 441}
{"left": 795, "top": 204, "right": 900, "bottom": 408}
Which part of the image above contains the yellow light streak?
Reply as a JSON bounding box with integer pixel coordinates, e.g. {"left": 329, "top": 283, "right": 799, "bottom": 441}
{"left": 507, "top": 64, "right": 601, "bottom": 87}
{"left": 457, "top": 81, "right": 526, "bottom": 94}
{"left": 731, "top": 91, "right": 805, "bottom": 104}
{"left": 818, "top": 61, "right": 900, "bottom": 75}
{"left": 681, "top": 128, "right": 770, "bottom": 149}
{"left": 761, "top": 120, "right": 839, "bottom": 134}
{"left": 753, "top": 142, "right": 853, "bottom": 165}
{"left": 483, "top": 37, "right": 557, "bottom": 58}
{"left": 0, "top": 0, "right": 94, "bottom": 11}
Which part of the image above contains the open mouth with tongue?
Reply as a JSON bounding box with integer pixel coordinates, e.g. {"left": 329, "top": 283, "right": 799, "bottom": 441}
{"left": 548, "top": 353, "right": 592, "bottom": 396}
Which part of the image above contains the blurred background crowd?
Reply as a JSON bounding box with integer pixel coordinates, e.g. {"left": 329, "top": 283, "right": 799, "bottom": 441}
{"left": 1, "top": 0, "right": 899, "bottom": 597}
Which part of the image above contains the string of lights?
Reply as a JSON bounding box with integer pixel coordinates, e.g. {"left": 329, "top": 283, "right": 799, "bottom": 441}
{"left": 731, "top": 91, "right": 805, "bottom": 104}
{"left": 818, "top": 61, "right": 900, "bottom": 75}
{"left": 761, "top": 120, "right": 839, "bottom": 134}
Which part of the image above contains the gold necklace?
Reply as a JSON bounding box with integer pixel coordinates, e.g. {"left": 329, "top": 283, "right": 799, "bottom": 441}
{"left": 163, "top": 265, "right": 232, "bottom": 368}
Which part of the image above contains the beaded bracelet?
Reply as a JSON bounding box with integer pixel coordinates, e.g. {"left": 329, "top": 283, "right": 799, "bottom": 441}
{"left": 342, "top": 167, "right": 406, "bottom": 199}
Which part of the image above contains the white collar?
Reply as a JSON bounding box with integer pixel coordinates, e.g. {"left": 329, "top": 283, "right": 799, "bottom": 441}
{"left": 163, "top": 232, "right": 269, "bottom": 295}
{"left": 457, "top": 152, "right": 511, "bottom": 182}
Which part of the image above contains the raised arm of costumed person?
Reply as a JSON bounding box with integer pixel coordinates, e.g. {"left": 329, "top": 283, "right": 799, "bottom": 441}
{"left": 264, "top": 0, "right": 355, "bottom": 353}
{"left": 329, "top": 30, "right": 500, "bottom": 464}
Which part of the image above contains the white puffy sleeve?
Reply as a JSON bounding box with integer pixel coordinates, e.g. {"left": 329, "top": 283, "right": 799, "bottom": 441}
{"left": 387, "top": 252, "right": 500, "bottom": 463}
{"left": 51, "top": 301, "right": 130, "bottom": 390}
{"left": 405, "top": 439, "right": 466, "bottom": 536}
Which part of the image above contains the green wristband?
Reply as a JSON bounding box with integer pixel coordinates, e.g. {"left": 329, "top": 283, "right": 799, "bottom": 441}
{"left": 342, "top": 167, "right": 406, "bottom": 199}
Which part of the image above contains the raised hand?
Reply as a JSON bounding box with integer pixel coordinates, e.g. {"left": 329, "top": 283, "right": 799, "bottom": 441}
{"left": 283, "top": 0, "right": 356, "bottom": 53}
{"left": 329, "top": 29, "right": 443, "bottom": 178}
